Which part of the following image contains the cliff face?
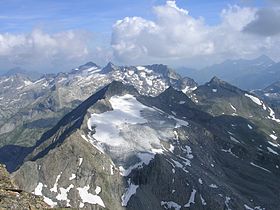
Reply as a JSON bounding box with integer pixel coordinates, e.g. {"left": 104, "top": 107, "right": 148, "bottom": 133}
{"left": 0, "top": 164, "right": 50, "bottom": 209}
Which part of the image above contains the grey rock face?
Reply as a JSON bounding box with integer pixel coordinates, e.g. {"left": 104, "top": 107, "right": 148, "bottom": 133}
{"left": 9, "top": 81, "right": 280, "bottom": 210}
{"left": 0, "top": 62, "right": 196, "bottom": 148}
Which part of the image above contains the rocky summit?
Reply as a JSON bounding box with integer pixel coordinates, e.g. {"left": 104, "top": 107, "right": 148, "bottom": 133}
{"left": 0, "top": 62, "right": 280, "bottom": 210}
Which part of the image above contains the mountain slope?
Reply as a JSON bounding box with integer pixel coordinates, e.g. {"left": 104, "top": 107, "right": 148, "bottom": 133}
{"left": 9, "top": 81, "right": 280, "bottom": 210}
{"left": 192, "top": 77, "right": 280, "bottom": 139}
{"left": 254, "top": 80, "right": 280, "bottom": 117}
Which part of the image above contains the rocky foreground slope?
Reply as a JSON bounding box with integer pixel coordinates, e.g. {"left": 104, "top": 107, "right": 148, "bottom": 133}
{"left": 0, "top": 164, "right": 49, "bottom": 209}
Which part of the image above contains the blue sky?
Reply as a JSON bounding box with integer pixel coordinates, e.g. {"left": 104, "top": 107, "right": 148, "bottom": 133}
{"left": 0, "top": 0, "right": 267, "bottom": 33}
{"left": 0, "top": 0, "right": 279, "bottom": 72}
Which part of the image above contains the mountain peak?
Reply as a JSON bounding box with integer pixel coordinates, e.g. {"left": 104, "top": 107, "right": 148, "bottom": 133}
{"left": 101, "top": 62, "right": 119, "bottom": 74}
{"left": 209, "top": 76, "right": 224, "bottom": 85}
{"left": 83, "top": 61, "right": 99, "bottom": 67}
{"left": 106, "top": 62, "right": 117, "bottom": 68}
{"left": 254, "top": 54, "right": 274, "bottom": 64}
{"left": 3, "top": 67, "right": 26, "bottom": 75}
{"left": 74, "top": 61, "right": 100, "bottom": 72}
{"left": 2, "top": 67, "right": 42, "bottom": 81}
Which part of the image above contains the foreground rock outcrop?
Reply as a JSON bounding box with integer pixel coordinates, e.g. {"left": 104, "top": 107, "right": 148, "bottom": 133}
{"left": 0, "top": 164, "right": 50, "bottom": 209}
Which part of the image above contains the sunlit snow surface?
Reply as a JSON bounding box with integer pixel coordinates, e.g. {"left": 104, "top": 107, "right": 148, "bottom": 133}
{"left": 121, "top": 179, "right": 139, "bottom": 206}
{"left": 245, "top": 93, "right": 263, "bottom": 106}
{"left": 77, "top": 185, "right": 105, "bottom": 208}
{"left": 34, "top": 182, "right": 57, "bottom": 207}
{"left": 87, "top": 94, "right": 189, "bottom": 174}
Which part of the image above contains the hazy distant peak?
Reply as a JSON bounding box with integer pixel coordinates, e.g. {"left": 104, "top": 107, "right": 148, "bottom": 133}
{"left": 253, "top": 54, "right": 275, "bottom": 64}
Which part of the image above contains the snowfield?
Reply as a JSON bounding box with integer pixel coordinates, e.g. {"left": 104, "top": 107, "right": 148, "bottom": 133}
{"left": 245, "top": 93, "right": 263, "bottom": 106}
{"left": 86, "top": 94, "right": 190, "bottom": 176}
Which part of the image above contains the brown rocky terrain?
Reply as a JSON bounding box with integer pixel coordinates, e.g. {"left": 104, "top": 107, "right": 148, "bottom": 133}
{"left": 0, "top": 164, "right": 50, "bottom": 209}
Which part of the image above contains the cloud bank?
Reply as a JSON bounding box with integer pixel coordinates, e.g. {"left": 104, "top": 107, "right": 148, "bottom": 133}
{"left": 0, "top": 29, "right": 111, "bottom": 72}
{"left": 111, "top": 1, "right": 280, "bottom": 67}
{"left": 243, "top": 8, "right": 280, "bottom": 36}
{"left": 1, "top": 1, "right": 280, "bottom": 72}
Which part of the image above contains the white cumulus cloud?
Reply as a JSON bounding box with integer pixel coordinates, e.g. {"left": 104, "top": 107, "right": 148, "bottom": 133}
{"left": 0, "top": 29, "right": 111, "bottom": 72}
{"left": 111, "top": 1, "right": 280, "bottom": 67}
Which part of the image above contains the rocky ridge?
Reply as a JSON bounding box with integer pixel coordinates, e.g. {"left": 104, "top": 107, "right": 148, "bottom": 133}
{"left": 9, "top": 81, "right": 280, "bottom": 210}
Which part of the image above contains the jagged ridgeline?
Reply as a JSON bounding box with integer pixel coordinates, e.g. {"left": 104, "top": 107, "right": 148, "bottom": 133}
{"left": 0, "top": 63, "right": 279, "bottom": 209}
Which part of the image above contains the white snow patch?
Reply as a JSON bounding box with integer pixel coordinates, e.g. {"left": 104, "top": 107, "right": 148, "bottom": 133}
{"left": 95, "top": 186, "right": 102, "bottom": 194}
{"left": 244, "top": 205, "right": 264, "bottom": 210}
{"left": 200, "top": 195, "right": 207, "bottom": 206}
{"left": 69, "top": 174, "right": 76, "bottom": 181}
{"left": 146, "top": 78, "right": 153, "bottom": 86}
{"left": 128, "top": 70, "right": 134, "bottom": 75}
{"left": 225, "top": 196, "right": 231, "bottom": 210}
{"left": 184, "top": 145, "right": 193, "bottom": 159}
{"left": 110, "top": 165, "right": 114, "bottom": 175}
{"left": 34, "top": 182, "right": 57, "bottom": 207}
{"left": 209, "top": 184, "right": 218, "bottom": 188}
{"left": 161, "top": 201, "right": 181, "bottom": 210}
{"left": 136, "top": 66, "right": 146, "bottom": 71}
{"left": 136, "top": 66, "right": 153, "bottom": 74}
{"left": 198, "top": 178, "right": 203, "bottom": 184}
{"left": 43, "top": 197, "right": 57, "bottom": 207}
{"left": 173, "top": 130, "right": 179, "bottom": 140}
{"left": 184, "top": 189, "right": 196, "bottom": 207}
{"left": 267, "top": 147, "right": 279, "bottom": 155}
{"left": 24, "top": 80, "right": 33, "bottom": 86}
{"left": 268, "top": 107, "right": 280, "bottom": 123}
{"left": 212, "top": 89, "right": 217, "bottom": 93}
{"left": 56, "top": 184, "right": 74, "bottom": 207}
{"left": 269, "top": 134, "right": 278, "bottom": 140}
{"left": 183, "top": 86, "right": 197, "bottom": 94}
{"left": 250, "top": 162, "right": 271, "bottom": 173}
{"left": 79, "top": 157, "right": 83, "bottom": 166}
{"left": 268, "top": 141, "right": 280, "bottom": 148}
{"left": 88, "top": 94, "right": 152, "bottom": 148}
{"left": 77, "top": 185, "right": 105, "bottom": 208}
{"left": 169, "top": 144, "right": 175, "bottom": 153}
{"left": 244, "top": 204, "right": 254, "bottom": 210}
{"left": 229, "top": 103, "right": 236, "bottom": 112}
{"left": 170, "top": 116, "right": 189, "bottom": 127}
{"left": 34, "top": 182, "right": 43, "bottom": 195}
{"left": 221, "top": 148, "right": 238, "bottom": 158}
{"left": 245, "top": 93, "right": 262, "bottom": 106}
{"left": 230, "top": 136, "right": 240, "bottom": 144}
{"left": 50, "top": 172, "right": 62, "bottom": 193}
{"left": 81, "top": 134, "right": 105, "bottom": 154}
{"left": 119, "top": 152, "right": 157, "bottom": 176}
{"left": 121, "top": 179, "right": 139, "bottom": 207}
{"left": 170, "top": 158, "right": 189, "bottom": 173}
{"left": 179, "top": 101, "right": 186, "bottom": 104}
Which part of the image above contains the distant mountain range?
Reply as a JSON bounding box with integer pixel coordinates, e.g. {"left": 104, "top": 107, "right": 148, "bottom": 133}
{"left": 1, "top": 67, "right": 43, "bottom": 81}
{"left": 178, "top": 55, "right": 280, "bottom": 90}
{"left": 0, "top": 61, "right": 280, "bottom": 209}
